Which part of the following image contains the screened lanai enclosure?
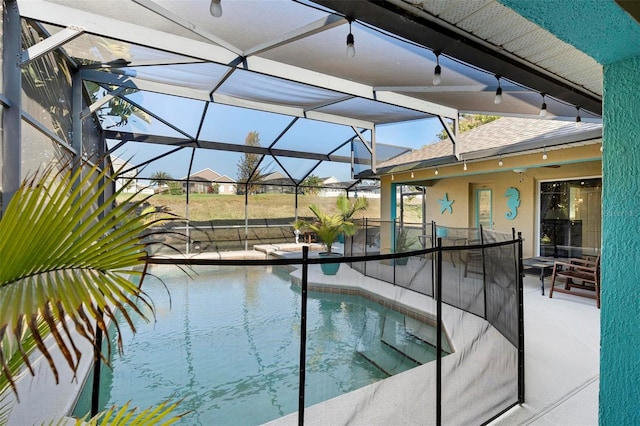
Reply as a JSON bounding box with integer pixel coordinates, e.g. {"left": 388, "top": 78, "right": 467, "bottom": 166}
{"left": 2, "top": 0, "right": 604, "bottom": 425}
{"left": 3, "top": 0, "right": 601, "bottom": 252}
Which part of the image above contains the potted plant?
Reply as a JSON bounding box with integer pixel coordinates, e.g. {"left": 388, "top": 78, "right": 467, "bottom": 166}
{"left": 301, "top": 196, "right": 367, "bottom": 275}
{"left": 394, "top": 227, "right": 417, "bottom": 266}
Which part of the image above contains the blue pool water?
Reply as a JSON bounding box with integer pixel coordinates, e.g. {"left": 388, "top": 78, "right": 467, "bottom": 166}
{"left": 73, "top": 265, "right": 447, "bottom": 425}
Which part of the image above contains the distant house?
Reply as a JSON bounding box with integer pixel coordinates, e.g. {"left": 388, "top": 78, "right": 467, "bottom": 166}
{"left": 110, "top": 156, "right": 153, "bottom": 194}
{"left": 348, "top": 180, "right": 380, "bottom": 199}
{"left": 181, "top": 168, "right": 236, "bottom": 194}
{"left": 259, "top": 171, "right": 297, "bottom": 194}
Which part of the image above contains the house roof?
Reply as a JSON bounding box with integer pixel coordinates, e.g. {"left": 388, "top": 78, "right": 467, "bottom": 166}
{"left": 184, "top": 168, "right": 221, "bottom": 181}
{"left": 214, "top": 175, "right": 235, "bottom": 184}
{"left": 376, "top": 117, "right": 602, "bottom": 173}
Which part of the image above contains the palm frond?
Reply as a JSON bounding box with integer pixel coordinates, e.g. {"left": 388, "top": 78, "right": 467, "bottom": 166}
{"left": 0, "top": 161, "right": 168, "bottom": 396}
{"left": 90, "top": 399, "right": 185, "bottom": 426}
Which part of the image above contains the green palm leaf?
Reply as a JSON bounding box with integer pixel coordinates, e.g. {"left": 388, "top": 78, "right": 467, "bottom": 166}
{"left": 0, "top": 162, "right": 165, "bottom": 397}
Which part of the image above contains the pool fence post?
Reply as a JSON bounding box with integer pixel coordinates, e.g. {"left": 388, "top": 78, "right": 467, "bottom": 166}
{"left": 436, "top": 237, "right": 442, "bottom": 426}
{"left": 90, "top": 308, "right": 104, "bottom": 416}
{"left": 298, "top": 245, "right": 309, "bottom": 425}
{"left": 364, "top": 218, "right": 368, "bottom": 276}
{"left": 480, "top": 225, "right": 487, "bottom": 319}
{"left": 517, "top": 231, "right": 525, "bottom": 403}
{"left": 392, "top": 218, "right": 397, "bottom": 284}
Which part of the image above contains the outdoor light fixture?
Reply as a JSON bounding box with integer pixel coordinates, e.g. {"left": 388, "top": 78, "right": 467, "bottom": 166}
{"left": 539, "top": 94, "right": 547, "bottom": 117}
{"left": 498, "top": 156, "right": 503, "bottom": 167}
{"left": 494, "top": 76, "right": 503, "bottom": 104}
{"left": 411, "top": 171, "right": 414, "bottom": 178}
{"left": 434, "top": 168, "right": 439, "bottom": 176}
{"left": 542, "top": 146, "right": 548, "bottom": 160}
{"left": 209, "top": 0, "right": 222, "bottom": 17}
{"left": 575, "top": 106, "right": 583, "bottom": 129}
{"left": 346, "top": 19, "right": 355, "bottom": 57}
{"left": 463, "top": 160, "right": 467, "bottom": 171}
{"left": 433, "top": 51, "right": 442, "bottom": 85}
{"left": 391, "top": 174, "right": 394, "bottom": 181}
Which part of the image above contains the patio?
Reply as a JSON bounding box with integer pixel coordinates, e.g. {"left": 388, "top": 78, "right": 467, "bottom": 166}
{"left": 493, "top": 274, "right": 600, "bottom": 425}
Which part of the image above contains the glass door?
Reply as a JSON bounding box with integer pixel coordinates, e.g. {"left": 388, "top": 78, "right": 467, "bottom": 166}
{"left": 474, "top": 188, "right": 493, "bottom": 229}
{"left": 539, "top": 178, "right": 601, "bottom": 257}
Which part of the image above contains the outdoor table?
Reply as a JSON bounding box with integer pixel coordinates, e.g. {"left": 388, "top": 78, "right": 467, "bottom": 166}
{"left": 522, "top": 257, "right": 556, "bottom": 295}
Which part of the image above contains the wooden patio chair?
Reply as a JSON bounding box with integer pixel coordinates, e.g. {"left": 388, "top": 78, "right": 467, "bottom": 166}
{"left": 549, "top": 255, "right": 600, "bottom": 308}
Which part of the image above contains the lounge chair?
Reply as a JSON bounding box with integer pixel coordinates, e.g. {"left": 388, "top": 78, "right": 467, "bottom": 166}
{"left": 549, "top": 255, "right": 600, "bottom": 308}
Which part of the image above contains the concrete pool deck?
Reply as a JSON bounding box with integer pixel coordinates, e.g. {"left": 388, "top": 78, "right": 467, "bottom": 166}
{"left": 4, "top": 246, "right": 599, "bottom": 425}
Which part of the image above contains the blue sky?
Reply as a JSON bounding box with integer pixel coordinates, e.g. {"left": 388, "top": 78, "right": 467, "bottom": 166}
{"left": 108, "top": 94, "right": 445, "bottom": 182}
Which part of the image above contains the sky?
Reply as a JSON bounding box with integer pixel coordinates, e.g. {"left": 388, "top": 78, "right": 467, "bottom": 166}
{"left": 109, "top": 101, "right": 445, "bottom": 183}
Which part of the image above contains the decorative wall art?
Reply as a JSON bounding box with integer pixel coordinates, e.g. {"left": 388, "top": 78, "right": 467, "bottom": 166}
{"left": 438, "top": 193, "right": 454, "bottom": 214}
{"left": 505, "top": 187, "right": 520, "bottom": 220}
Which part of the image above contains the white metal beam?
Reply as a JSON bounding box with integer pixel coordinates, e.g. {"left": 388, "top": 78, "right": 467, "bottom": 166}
{"left": 21, "top": 25, "right": 84, "bottom": 66}
{"left": 373, "top": 91, "right": 457, "bottom": 118}
{"left": 15, "top": 0, "right": 239, "bottom": 64}
{"left": 373, "top": 85, "right": 530, "bottom": 93}
{"left": 244, "top": 14, "right": 345, "bottom": 57}
{"left": 131, "top": 0, "right": 242, "bottom": 56}
{"left": 80, "top": 69, "right": 208, "bottom": 100}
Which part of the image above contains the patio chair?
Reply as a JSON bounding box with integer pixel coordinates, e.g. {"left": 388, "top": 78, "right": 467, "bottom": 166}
{"left": 549, "top": 255, "right": 600, "bottom": 308}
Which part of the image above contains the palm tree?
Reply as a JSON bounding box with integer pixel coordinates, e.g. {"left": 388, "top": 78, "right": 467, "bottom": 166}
{"left": 150, "top": 170, "right": 173, "bottom": 186}
{"left": 301, "top": 174, "right": 323, "bottom": 195}
{"left": 0, "top": 162, "right": 183, "bottom": 424}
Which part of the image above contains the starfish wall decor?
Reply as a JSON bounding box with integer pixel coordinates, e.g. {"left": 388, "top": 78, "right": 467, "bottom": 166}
{"left": 438, "top": 193, "right": 454, "bottom": 214}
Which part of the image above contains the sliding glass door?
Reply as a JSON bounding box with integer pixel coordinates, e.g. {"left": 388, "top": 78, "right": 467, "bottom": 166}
{"left": 539, "top": 178, "right": 601, "bottom": 258}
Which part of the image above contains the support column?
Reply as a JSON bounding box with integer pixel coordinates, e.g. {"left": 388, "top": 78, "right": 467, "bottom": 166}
{"left": 599, "top": 55, "right": 640, "bottom": 425}
{"left": 2, "top": 0, "right": 22, "bottom": 210}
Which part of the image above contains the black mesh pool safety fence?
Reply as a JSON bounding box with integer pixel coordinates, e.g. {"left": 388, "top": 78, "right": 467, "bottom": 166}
{"left": 86, "top": 224, "right": 523, "bottom": 425}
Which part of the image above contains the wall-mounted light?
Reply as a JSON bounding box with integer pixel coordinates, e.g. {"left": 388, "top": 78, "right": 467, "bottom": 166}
{"left": 539, "top": 93, "right": 547, "bottom": 117}
{"left": 434, "top": 168, "right": 439, "bottom": 176}
{"left": 494, "top": 75, "right": 503, "bottom": 105}
{"left": 346, "top": 18, "right": 355, "bottom": 57}
{"left": 411, "top": 171, "right": 414, "bottom": 178}
{"left": 391, "top": 174, "right": 394, "bottom": 181}
{"left": 210, "top": 0, "right": 222, "bottom": 17}
{"left": 542, "top": 146, "right": 548, "bottom": 160}
{"left": 433, "top": 51, "right": 442, "bottom": 86}
{"left": 498, "top": 156, "right": 503, "bottom": 167}
{"left": 575, "top": 106, "right": 583, "bottom": 129}
{"left": 463, "top": 160, "right": 467, "bottom": 171}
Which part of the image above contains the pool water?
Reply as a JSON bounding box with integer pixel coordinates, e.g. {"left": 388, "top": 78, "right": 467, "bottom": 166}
{"left": 73, "top": 265, "right": 448, "bottom": 425}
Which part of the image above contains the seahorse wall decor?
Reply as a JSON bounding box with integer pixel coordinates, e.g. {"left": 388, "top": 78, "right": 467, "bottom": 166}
{"left": 505, "top": 187, "right": 520, "bottom": 220}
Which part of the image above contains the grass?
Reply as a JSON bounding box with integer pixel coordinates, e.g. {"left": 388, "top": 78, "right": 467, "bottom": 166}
{"left": 125, "top": 193, "right": 381, "bottom": 222}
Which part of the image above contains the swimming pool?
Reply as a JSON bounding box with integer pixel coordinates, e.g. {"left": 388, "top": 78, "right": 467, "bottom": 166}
{"left": 73, "top": 265, "right": 449, "bottom": 425}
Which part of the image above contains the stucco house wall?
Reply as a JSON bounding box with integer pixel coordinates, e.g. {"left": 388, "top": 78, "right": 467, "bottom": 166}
{"left": 380, "top": 144, "right": 602, "bottom": 259}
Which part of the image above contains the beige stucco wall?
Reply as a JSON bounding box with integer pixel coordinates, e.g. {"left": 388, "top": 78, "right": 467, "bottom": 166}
{"left": 380, "top": 143, "right": 602, "bottom": 258}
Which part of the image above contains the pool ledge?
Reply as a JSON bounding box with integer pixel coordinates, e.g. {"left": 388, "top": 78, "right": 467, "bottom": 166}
{"left": 267, "top": 263, "right": 517, "bottom": 425}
